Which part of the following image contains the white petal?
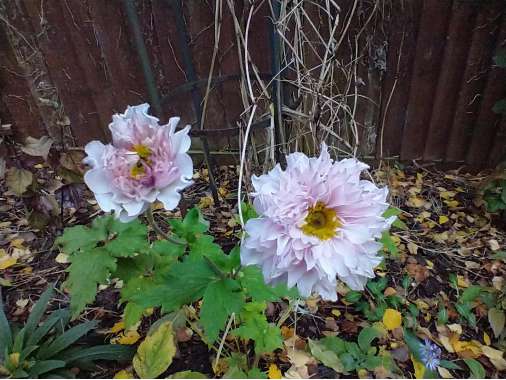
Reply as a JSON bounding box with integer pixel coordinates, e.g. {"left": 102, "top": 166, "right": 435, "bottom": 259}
{"left": 175, "top": 153, "right": 193, "bottom": 179}
{"left": 83, "top": 141, "right": 106, "bottom": 167}
{"left": 84, "top": 169, "right": 111, "bottom": 194}
{"left": 95, "top": 193, "right": 119, "bottom": 212}
{"left": 172, "top": 125, "right": 191, "bottom": 154}
{"left": 123, "top": 201, "right": 146, "bottom": 216}
{"left": 157, "top": 185, "right": 182, "bottom": 211}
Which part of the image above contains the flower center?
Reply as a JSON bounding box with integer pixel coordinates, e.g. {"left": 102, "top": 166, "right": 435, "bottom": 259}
{"left": 132, "top": 144, "right": 152, "bottom": 160}
{"left": 301, "top": 201, "right": 341, "bottom": 240}
{"left": 130, "top": 161, "right": 146, "bottom": 179}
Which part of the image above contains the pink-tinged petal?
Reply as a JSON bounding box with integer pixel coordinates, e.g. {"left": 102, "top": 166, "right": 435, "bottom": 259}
{"left": 157, "top": 184, "right": 182, "bottom": 211}
{"left": 83, "top": 141, "right": 106, "bottom": 167}
{"left": 240, "top": 144, "right": 391, "bottom": 300}
{"left": 84, "top": 169, "right": 111, "bottom": 194}
{"left": 123, "top": 201, "right": 146, "bottom": 216}
{"left": 95, "top": 193, "right": 119, "bottom": 212}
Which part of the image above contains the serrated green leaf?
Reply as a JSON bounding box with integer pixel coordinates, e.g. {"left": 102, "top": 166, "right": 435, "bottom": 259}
{"left": 105, "top": 218, "right": 149, "bottom": 257}
{"left": 238, "top": 202, "right": 258, "bottom": 224}
{"left": 200, "top": 279, "right": 244, "bottom": 343}
{"left": 358, "top": 327, "right": 382, "bottom": 353}
{"left": 65, "top": 248, "right": 117, "bottom": 318}
{"left": 344, "top": 290, "right": 362, "bottom": 303}
{"left": 169, "top": 207, "right": 209, "bottom": 242}
{"left": 56, "top": 225, "right": 107, "bottom": 254}
{"left": 133, "top": 320, "right": 176, "bottom": 379}
{"left": 464, "top": 358, "right": 485, "bottom": 379}
{"left": 239, "top": 266, "right": 297, "bottom": 302}
{"left": 234, "top": 303, "right": 283, "bottom": 354}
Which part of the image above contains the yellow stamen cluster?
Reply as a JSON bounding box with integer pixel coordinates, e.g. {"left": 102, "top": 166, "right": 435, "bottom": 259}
{"left": 130, "top": 144, "right": 152, "bottom": 179}
{"left": 301, "top": 201, "right": 341, "bottom": 240}
{"left": 132, "top": 144, "right": 152, "bottom": 160}
{"left": 130, "top": 161, "right": 145, "bottom": 178}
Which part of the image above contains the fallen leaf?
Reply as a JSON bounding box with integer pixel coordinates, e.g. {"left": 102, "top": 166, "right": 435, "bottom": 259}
{"left": 438, "top": 366, "right": 454, "bottom": 379}
{"left": 482, "top": 346, "right": 506, "bottom": 371}
{"left": 112, "top": 330, "right": 141, "bottom": 345}
{"left": 114, "top": 370, "right": 134, "bottom": 379}
{"left": 268, "top": 363, "right": 282, "bottom": 379}
{"left": 488, "top": 308, "right": 505, "bottom": 338}
{"left": 407, "top": 242, "right": 418, "bottom": 255}
{"left": 439, "top": 215, "right": 449, "bottom": 224}
{"left": 411, "top": 354, "right": 425, "bottom": 379}
{"left": 488, "top": 239, "right": 500, "bottom": 251}
{"left": 483, "top": 332, "right": 491, "bottom": 346}
{"left": 6, "top": 167, "right": 33, "bottom": 196}
{"left": 21, "top": 136, "right": 54, "bottom": 160}
{"left": 383, "top": 308, "right": 402, "bottom": 330}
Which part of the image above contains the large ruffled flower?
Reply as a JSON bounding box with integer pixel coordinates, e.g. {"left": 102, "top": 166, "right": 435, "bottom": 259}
{"left": 241, "top": 144, "right": 394, "bottom": 300}
{"left": 83, "top": 104, "right": 193, "bottom": 222}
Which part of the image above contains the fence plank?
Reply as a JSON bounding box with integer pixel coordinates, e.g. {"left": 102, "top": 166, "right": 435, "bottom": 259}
{"left": 423, "top": 1, "right": 476, "bottom": 161}
{"left": 445, "top": 3, "right": 503, "bottom": 163}
{"left": 400, "top": 0, "right": 453, "bottom": 161}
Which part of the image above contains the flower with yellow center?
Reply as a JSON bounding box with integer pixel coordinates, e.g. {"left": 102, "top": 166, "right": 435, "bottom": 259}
{"left": 301, "top": 201, "right": 342, "bottom": 240}
{"left": 132, "top": 144, "right": 152, "bottom": 160}
{"left": 130, "top": 161, "right": 145, "bottom": 179}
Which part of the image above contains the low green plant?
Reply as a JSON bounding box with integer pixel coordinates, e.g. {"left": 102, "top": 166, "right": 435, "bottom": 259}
{"left": 482, "top": 177, "right": 506, "bottom": 213}
{"left": 56, "top": 207, "right": 297, "bottom": 366}
{"left": 309, "top": 327, "right": 398, "bottom": 375}
{"left": 0, "top": 286, "right": 133, "bottom": 378}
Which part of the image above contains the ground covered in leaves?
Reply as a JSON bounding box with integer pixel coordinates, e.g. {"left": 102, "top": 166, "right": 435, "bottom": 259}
{"left": 1, "top": 143, "right": 506, "bottom": 378}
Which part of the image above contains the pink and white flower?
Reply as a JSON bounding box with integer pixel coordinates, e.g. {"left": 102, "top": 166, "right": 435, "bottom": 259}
{"left": 240, "top": 144, "right": 394, "bottom": 300}
{"left": 83, "top": 104, "right": 193, "bottom": 222}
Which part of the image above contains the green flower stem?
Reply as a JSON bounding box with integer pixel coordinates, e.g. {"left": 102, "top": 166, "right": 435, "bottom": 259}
{"left": 145, "top": 206, "right": 185, "bottom": 246}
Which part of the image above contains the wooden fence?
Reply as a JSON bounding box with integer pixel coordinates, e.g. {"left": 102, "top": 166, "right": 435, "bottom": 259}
{"left": 1, "top": 0, "right": 505, "bottom": 168}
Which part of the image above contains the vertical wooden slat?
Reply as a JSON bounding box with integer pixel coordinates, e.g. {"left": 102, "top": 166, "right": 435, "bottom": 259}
{"left": 445, "top": 3, "right": 503, "bottom": 163}
{"left": 23, "top": 0, "right": 107, "bottom": 145}
{"left": 423, "top": 2, "right": 477, "bottom": 161}
{"left": 400, "top": 0, "right": 453, "bottom": 161}
{"left": 377, "top": 0, "right": 422, "bottom": 159}
{"left": 0, "top": 21, "right": 44, "bottom": 139}
{"left": 466, "top": 14, "right": 506, "bottom": 167}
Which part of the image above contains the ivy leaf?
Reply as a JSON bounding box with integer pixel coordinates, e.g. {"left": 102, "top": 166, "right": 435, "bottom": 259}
{"left": 169, "top": 207, "right": 209, "bottom": 242}
{"left": 239, "top": 266, "right": 298, "bottom": 302}
{"left": 133, "top": 320, "right": 176, "bottom": 379}
{"left": 65, "top": 248, "right": 117, "bottom": 318}
{"left": 200, "top": 279, "right": 244, "bottom": 343}
{"left": 105, "top": 218, "right": 149, "bottom": 257}
{"left": 234, "top": 302, "right": 283, "bottom": 354}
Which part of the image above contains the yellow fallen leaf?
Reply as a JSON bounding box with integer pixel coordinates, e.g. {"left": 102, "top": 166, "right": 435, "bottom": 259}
{"left": 440, "top": 191, "right": 456, "bottom": 200}
{"left": 448, "top": 324, "right": 462, "bottom": 334}
{"left": 383, "top": 308, "right": 402, "bottom": 330}
{"left": 0, "top": 256, "right": 17, "bottom": 270}
{"left": 112, "top": 330, "right": 141, "bottom": 345}
{"left": 331, "top": 309, "right": 341, "bottom": 318}
{"left": 438, "top": 367, "right": 454, "bottom": 379}
{"left": 451, "top": 336, "right": 482, "bottom": 358}
{"left": 113, "top": 370, "right": 134, "bottom": 379}
{"left": 407, "top": 242, "right": 418, "bottom": 255}
{"left": 439, "top": 335, "right": 454, "bottom": 353}
{"left": 457, "top": 275, "right": 469, "bottom": 288}
{"left": 408, "top": 196, "right": 425, "bottom": 208}
{"left": 268, "top": 363, "right": 282, "bottom": 379}
{"left": 198, "top": 195, "right": 214, "bottom": 209}
{"left": 110, "top": 321, "right": 125, "bottom": 334}
{"left": 411, "top": 355, "right": 425, "bottom": 379}
{"left": 444, "top": 200, "right": 459, "bottom": 208}
{"left": 439, "top": 215, "right": 449, "bottom": 224}
{"left": 414, "top": 300, "right": 430, "bottom": 312}
{"left": 9, "top": 239, "right": 25, "bottom": 249}
{"left": 358, "top": 368, "right": 369, "bottom": 378}
{"left": 483, "top": 332, "right": 491, "bottom": 346}
{"left": 482, "top": 346, "right": 506, "bottom": 371}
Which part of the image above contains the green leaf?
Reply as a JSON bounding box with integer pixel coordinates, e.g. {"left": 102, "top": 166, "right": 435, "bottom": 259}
{"left": 367, "top": 277, "right": 388, "bottom": 297}
{"left": 319, "top": 336, "right": 346, "bottom": 354}
{"left": 459, "top": 286, "right": 482, "bottom": 303}
{"left": 238, "top": 202, "right": 258, "bottom": 224}
{"left": 239, "top": 266, "right": 297, "bottom": 302}
{"left": 37, "top": 320, "right": 97, "bottom": 360}
{"left": 23, "top": 286, "right": 54, "bottom": 344}
{"left": 491, "top": 250, "right": 506, "bottom": 262}
{"left": 488, "top": 307, "right": 505, "bottom": 338}
{"left": 105, "top": 218, "right": 149, "bottom": 257}
{"left": 246, "top": 368, "right": 267, "bottom": 379}
{"left": 151, "top": 240, "right": 186, "bottom": 261}
{"left": 0, "top": 295, "right": 12, "bottom": 358}
{"left": 494, "top": 49, "right": 506, "bottom": 68}
{"left": 169, "top": 207, "right": 209, "bottom": 242}
{"left": 56, "top": 225, "right": 105, "bottom": 254}
{"left": 439, "top": 360, "right": 462, "bottom": 370}
{"left": 455, "top": 302, "right": 476, "bottom": 327}
{"left": 464, "top": 358, "right": 485, "bottom": 379}
{"left": 26, "top": 309, "right": 69, "bottom": 347}
{"left": 59, "top": 345, "right": 134, "bottom": 363}
{"left": 123, "top": 302, "right": 145, "bottom": 329}
{"left": 234, "top": 302, "right": 283, "bottom": 354}
{"left": 382, "top": 207, "right": 408, "bottom": 230}
{"left": 190, "top": 235, "right": 233, "bottom": 271}
{"left": 200, "top": 279, "right": 244, "bottom": 343}
{"left": 358, "top": 327, "right": 382, "bottom": 353}
{"left": 308, "top": 339, "right": 344, "bottom": 373}
{"left": 65, "top": 248, "right": 117, "bottom": 318}
{"left": 437, "top": 306, "right": 448, "bottom": 326}
{"left": 493, "top": 99, "right": 506, "bottom": 115}
{"left": 363, "top": 355, "right": 383, "bottom": 371}
{"left": 133, "top": 320, "right": 176, "bottom": 379}
{"left": 169, "top": 371, "right": 208, "bottom": 379}
{"left": 403, "top": 329, "right": 422, "bottom": 361}
{"left": 344, "top": 290, "right": 362, "bottom": 303}
{"left": 380, "top": 232, "right": 398, "bottom": 256}
{"left": 28, "top": 360, "right": 66, "bottom": 377}
{"left": 339, "top": 352, "right": 358, "bottom": 372}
